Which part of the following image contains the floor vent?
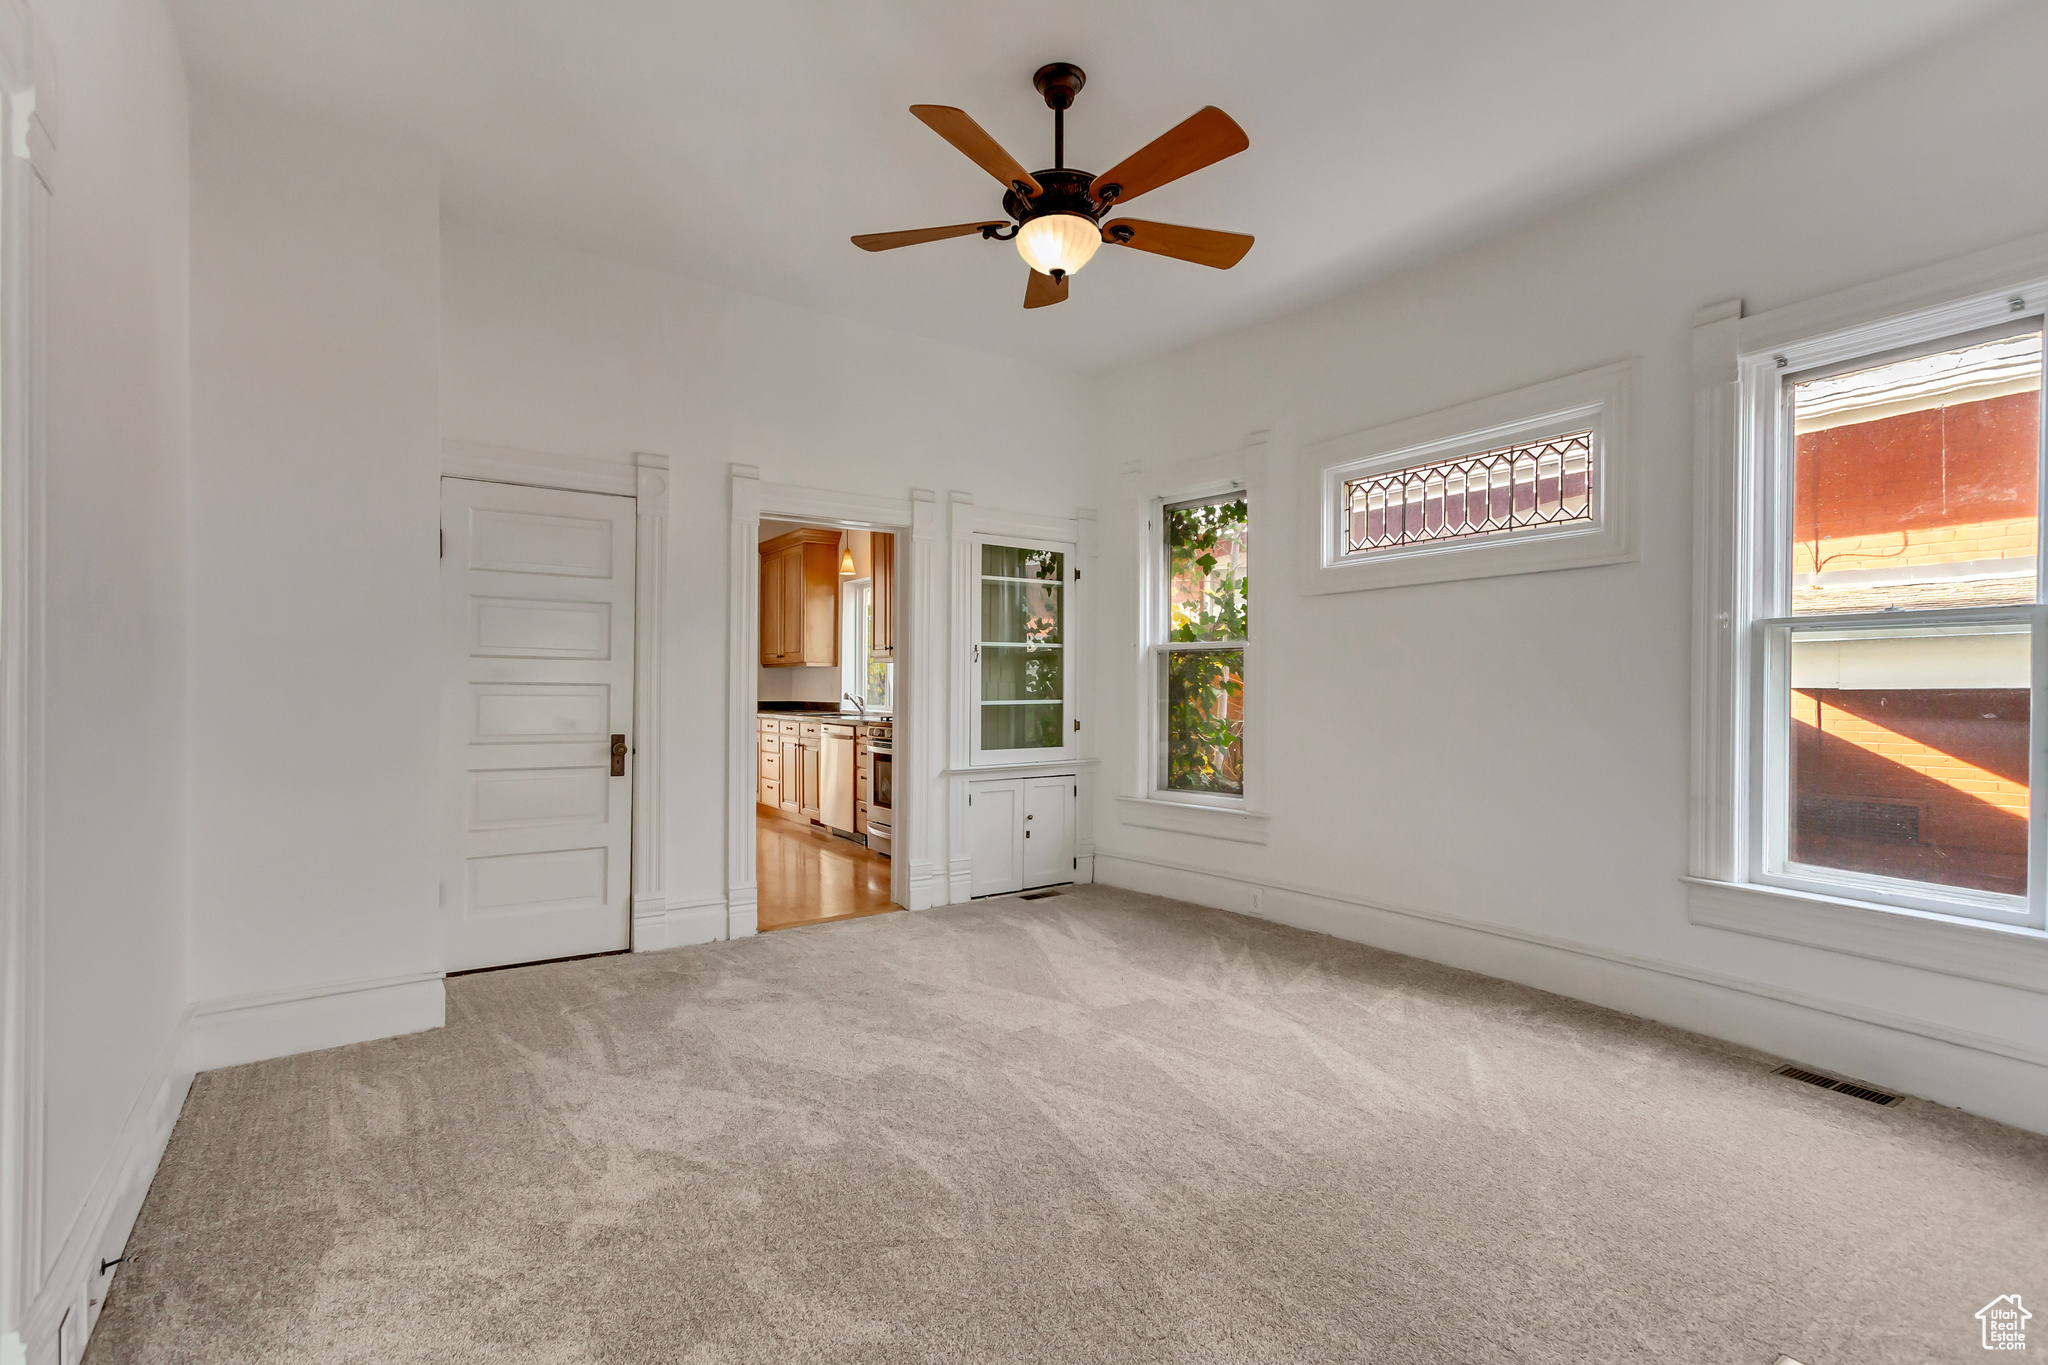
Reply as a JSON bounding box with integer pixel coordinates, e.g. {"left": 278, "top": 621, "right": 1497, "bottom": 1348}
{"left": 1018, "top": 890, "right": 1060, "bottom": 901}
{"left": 1773, "top": 1063, "right": 1902, "bottom": 1106}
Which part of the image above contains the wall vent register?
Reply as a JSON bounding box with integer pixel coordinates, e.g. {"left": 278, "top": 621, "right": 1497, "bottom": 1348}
{"left": 1772, "top": 1063, "right": 1903, "bottom": 1107}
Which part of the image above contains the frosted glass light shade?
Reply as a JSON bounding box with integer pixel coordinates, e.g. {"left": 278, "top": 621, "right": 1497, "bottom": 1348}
{"left": 1016, "top": 214, "right": 1102, "bottom": 278}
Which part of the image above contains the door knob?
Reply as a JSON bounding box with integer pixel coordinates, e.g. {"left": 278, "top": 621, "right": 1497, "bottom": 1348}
{"left": 611, "top": 734, "right": 628, "bottom": 777}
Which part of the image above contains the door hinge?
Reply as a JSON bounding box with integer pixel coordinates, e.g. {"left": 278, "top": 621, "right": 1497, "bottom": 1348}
{"left": 1072, "top": 857, "right": 1077, "bottom": 869}
{"left": 439, "top": 526, "right": 444, "bottom": 559}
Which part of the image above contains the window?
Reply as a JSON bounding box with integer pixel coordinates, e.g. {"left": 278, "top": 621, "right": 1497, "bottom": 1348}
{"left": 1300, "top": 361, "right": 1634, "bottom": 593}
{"left": 1342, "top": 429, "right": 1592, "bottom": 554}
{"left": 1158, "top": 494, "right": 1248, "bottom": 797}
{"left": 1689, "top": 262, "right": 2048, "bottom": 961}
{"left": 841, "top": 579, "right": 893, "bottom": 712}
{"left": 1756, "top": 321, "right": 2043, "bottom": 924}
{"left": 973, "top": 539, "right": 1071, "bottom": 762}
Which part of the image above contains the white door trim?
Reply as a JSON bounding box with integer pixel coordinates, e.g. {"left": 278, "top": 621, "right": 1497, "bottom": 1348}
{"left": 726, "top": 468, "right": 938, "bottom": 937}
{"left": 1, "top": 45, "right": 54, "bottom": 1362}
{"left": 437, "top": 445, "right": 671, "bottom": 953}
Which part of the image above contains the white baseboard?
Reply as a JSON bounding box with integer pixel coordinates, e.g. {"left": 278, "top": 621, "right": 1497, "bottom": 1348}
{"left": 1096, "top": 850, "right": 2048, "bottom": 1137}
{"left": 185, "top": 972, "right": 445, "bottom": 1075}
{"left": 632, "top": 896, "right": 726, "bottom": 952}
{"left": 909, "top": 861, "right": 941, "bottom": 910}
{"left": 23, "top": 1007, "right": 194, "bottom": 1365}
{"left": 726, "top": 888, "right": 758, "bottom": 939}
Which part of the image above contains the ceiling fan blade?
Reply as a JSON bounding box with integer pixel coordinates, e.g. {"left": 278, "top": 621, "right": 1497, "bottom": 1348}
{"left": 852, "top": 221, "right": 1008, "bottom": 252}
{"left": 1024, "top": 269, "right": 1069, "bottom": 309}
{"left": 1093, "top": 107, "right": 1248, "bottom": 206}
{"left": 910, "top": 106, "right": 1044, "bottom": 196}
{"left": 1101, "top": 219, "right": 1254, "bottom": 269}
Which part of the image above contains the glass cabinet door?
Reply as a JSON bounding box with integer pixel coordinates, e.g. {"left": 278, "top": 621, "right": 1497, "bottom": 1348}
{"left": 979, "top": 543, "right": 1066, "bottom": 756}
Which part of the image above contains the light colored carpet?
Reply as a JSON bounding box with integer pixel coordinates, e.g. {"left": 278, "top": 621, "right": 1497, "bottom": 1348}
{"left": 89, "top": 886, "right": 2047, "bottom": 1364}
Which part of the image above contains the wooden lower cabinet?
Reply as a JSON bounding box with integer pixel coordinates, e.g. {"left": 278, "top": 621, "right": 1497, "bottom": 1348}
{"left": 800, "top": 731, "right": 822, "bottom": 820}
{"left": 779, "top": 736, "right": 801, "bottom": 816}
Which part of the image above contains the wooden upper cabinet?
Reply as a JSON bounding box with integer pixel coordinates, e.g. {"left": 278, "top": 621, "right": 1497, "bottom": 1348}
{"left": 871, "top": 531, "right": 896, "bottom": 660}
{"left": 759, "top": 528, "right": 842, "bottom": 668}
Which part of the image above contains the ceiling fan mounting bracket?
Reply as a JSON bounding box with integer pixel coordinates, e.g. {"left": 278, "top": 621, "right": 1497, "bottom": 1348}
{"left": 1032, "top": 63, "right": 1086, "bottom": 111}
{"left": 979, "top": 222, "right": 1019, "bottom": 241}
{"left": 1107, "top": 223, "right": 1135, "bottom": 244}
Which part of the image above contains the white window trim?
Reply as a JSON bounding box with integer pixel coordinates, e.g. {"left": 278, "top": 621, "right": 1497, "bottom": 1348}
{"left": 1115, "top": 436, "right": 1271, "bottom": 845}
{"left": 968, "top": 531, "right": 1078, "bottom": 767}
{"left": 1298, "top": 360, "right": 1636, "bottom": 595}
{"left": 1688, "top": 229, "right": 2048, "bottom": 991}
{"left": 840, "top": 576, "right": 869, "bottom": 708}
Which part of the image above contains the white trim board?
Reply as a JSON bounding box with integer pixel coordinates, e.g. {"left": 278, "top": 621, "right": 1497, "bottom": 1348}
{"left": 19, "top": 1010, "right": 189, "bottom": 1365}
{"left": 729, "top": 468, "right": 934, "bottom": 934}
{"left": 1095, "top": 850, "right": 2048, "bottom": 1136}
{"left": 1686, "top": 877, "right": 2048, "bottom": 993}
{"left": 441, "top": 439, "right": 638, "bottom": 496}
{"left": 185, "top": 973, "right": 446, "bottom": 1074}
{"left": 630, "top": 897, "right": 726, "bottom": 953}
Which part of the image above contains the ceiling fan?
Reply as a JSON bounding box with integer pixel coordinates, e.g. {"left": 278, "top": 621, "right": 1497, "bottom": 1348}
{"left": 852, "top": 63, "right": 1252, "bottom": 309}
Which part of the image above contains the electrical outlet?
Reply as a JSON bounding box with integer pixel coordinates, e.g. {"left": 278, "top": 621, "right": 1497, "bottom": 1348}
{"left": 1248, "top": 888, "right": 1264, "bottom": 918}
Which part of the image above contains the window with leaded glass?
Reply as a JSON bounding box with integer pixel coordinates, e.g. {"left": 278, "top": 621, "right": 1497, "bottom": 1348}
{"left": 1158, "top": 494, "right": 1247, "bottom": 797}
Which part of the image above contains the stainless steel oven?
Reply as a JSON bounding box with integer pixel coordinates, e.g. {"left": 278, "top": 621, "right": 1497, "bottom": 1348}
{"left": 864, "top": 722, "right": 892, "bottom": 857}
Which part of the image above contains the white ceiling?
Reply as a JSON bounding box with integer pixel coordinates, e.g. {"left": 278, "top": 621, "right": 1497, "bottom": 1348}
{"left": 168, "top": 0, "right": 2012, "bottom": 374}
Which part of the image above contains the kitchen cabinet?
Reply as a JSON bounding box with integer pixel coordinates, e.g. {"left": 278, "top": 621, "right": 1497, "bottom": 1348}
{"left": 779, "top": 725, "right": 801, "bottom": 818}
{"left": 799, "top": 723, "right": 823, "bottom": 821}
{"left": 759, "top": 529, "right": 841, "bottom": 667}
{"left": 871, "top": 531, "right": 896, "bottom": 659}
{"left": 967, "top": 774, "right": 1075, "bottom": 897}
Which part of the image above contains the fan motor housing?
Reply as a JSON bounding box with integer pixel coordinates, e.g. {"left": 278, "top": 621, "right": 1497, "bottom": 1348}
{"left": 1004, "top": 169, "right": 1101, "bottom": 226}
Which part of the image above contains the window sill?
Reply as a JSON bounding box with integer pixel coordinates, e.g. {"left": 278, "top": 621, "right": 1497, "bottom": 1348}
{"left": 1114, "top": 795, "right": 1270, "bottom": 845}
{"left": 1684, "top": 876, "right": 2048, "bottom": 994}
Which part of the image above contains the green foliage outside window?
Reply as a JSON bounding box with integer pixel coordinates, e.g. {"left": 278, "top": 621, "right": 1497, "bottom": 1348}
{"left": 1165, "top": 497, "right": 1248, "bottom": 794}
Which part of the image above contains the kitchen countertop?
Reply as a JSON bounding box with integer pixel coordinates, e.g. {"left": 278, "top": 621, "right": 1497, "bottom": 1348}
{"left": 757, "top": 709, "right": 891, "bottom": 724}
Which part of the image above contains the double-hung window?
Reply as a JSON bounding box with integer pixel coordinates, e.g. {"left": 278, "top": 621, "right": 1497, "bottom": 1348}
{"left": 1153, "top": 493, "right": 1248, "bottom": 799}
{"left": 1730, "top": 295, "right": 2047, "bottom": 929}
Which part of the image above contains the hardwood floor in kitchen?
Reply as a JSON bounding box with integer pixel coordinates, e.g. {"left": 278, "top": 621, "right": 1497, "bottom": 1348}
{"left": 756, "top": 812, "right": 898, "bottom": 931}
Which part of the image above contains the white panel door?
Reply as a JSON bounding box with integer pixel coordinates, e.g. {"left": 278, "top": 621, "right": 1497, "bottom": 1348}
{"left": 441, "top": 478, "right": 635, "bottom": 971}
{"left": 1023, "top": 775, "right": 1075, "bottom": 889}
{"left": 968, "top": 778, "right": 1024, "bottom": 898}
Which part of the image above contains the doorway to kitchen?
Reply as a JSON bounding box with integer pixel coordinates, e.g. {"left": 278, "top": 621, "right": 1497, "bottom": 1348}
{"left": 751, "top": 510, "right": 903, "bottom": 932}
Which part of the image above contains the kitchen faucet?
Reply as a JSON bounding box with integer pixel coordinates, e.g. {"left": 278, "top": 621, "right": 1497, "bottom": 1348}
{"left": 843, "top": 693, "right": 866, "bottom": 719}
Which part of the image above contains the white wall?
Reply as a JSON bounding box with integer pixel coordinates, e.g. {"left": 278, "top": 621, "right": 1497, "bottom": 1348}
{"left": 187, "top": 89, "right": 444, "bottom": 1039}
{"left": 24, "top": 0, "right": 190, "bottom": 1354}
{"left": 440, "top": 226, "right": 1095, "bottom": 927}
{"left": 1091, "top": 4, "right": 2048, "bottom": 1131}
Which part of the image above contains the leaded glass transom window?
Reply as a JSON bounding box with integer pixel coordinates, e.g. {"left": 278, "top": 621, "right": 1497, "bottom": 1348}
{"left": 1342, "top": 430, "right": 1593, "bottom": 555}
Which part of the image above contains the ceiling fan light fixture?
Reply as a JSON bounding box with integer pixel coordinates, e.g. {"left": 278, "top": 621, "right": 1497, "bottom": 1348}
{"left": 1015, "top": 213, "right": 1101, "bottom": 279}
